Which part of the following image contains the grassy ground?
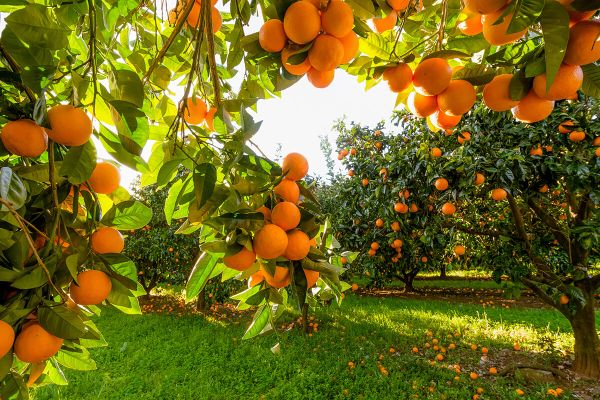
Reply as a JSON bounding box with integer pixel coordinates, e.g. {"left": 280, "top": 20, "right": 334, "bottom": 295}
{"left": 33, "top": 293, "right": 597, "bottom": 400}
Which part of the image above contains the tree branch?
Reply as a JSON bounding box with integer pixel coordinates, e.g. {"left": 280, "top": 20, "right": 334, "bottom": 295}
{"left": 0, "top": 43, "right": 36, "bottom": 102}
{"left": 203, "top": 0, "right": 221, "bottom": 109}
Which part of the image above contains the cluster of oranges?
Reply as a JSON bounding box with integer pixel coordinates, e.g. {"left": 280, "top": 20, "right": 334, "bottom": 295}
{"left": 168, "top": 0, "right": 222, "bottom": 33}
{"left": 220, "top": 152, "right": 320, "bottom": 289}
{"left": 182, "top": 96, "right": 217, "bottom": 130}
{"left": 258, "top": 0, "right": 359, "bottom": 88}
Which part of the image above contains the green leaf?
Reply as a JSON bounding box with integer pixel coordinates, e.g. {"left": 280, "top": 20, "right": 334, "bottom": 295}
{"left": 0, "top": 167, "right": 27, "bottom": 211}
{"left": 109, "top": 68, "right": 144, "bottom": 108}
{"left": 359, "top": 33, "right": 392, "bottom": 60}
{"left": 540, "top": 2, "right": 570, "bottom": 90}
{"left": 59, "top": 141, "right": 97, "bottom": 184}
{"left": 55, "top": 349, "right": 97, "bottom": 371}
{"left": 164, "top": 178, "right": 185, "bottom": 225}
{"left": 10, "top": 265, "right": 47, "bottom": 289}
{"left": 451, "top": 64, "right": 498, "bottom": 86}
{"left": 345, "top": 0, "right": 376, "bottom": 19}
{"left": 185, "top": 252, "right": 218, "bottom": 302}
{"left": 193, "top": 163, "right": 217, "bottom": 209}
{"left": 507, "top": 0, "right": 544, "bottom": 34}
{"left": 242, "top": 304, "right": 270, "bottom": 340}
{"left": 38, "top": 305, "right": 90, "bottom": 340}
{"left": 509, "top": 71, "right": 531, "bottom": 101}
{"left": 424, "top": 50, "right": 471, "bottom": 60}
{"left": 581, "top": 64, "right": 600, "bottom": 98}
{"left": 5, "top": 4, "right": 70, "bottom": 49}
{"left": 101, "top": 200, "right": 152, "bottom": 230}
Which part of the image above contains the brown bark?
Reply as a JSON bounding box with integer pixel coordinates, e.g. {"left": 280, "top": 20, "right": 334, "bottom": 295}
{"left": 402, "top": 272, "right": 417, "bottom": 293}
{"left": 196, "top": 288, "right": 206, "bottom": 312}
{"left": 439, "top": 265, "right": 447, "bottom": 280}
{"left": 569, "top": 290, "right": 600, "bottom": 379}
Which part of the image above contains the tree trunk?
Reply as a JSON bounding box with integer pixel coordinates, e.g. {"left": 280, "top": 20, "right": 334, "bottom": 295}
{"left": 196, "top": 288, "right": 206, "bottom": 312}
{"left": 402, "top": 273, "right": 416, "bottom": 293}
{"left": 439, "top": 265, "right": 447, "bottom": 279}
{"left": 569, "top": 290, "right": 600, "bottom": 379}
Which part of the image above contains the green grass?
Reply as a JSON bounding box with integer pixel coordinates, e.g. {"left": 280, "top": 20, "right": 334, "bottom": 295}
{"left": 352, "top": 277, "right": 504, "bottom": 290}
{"left": 32, "top": 294, "right": 597, "bottom": 400}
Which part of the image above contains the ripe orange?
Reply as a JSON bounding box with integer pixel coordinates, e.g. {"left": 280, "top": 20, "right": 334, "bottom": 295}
{"left": 308, "top": 34, "right": 344, "bottom": 71}
{"left": 370, "top": 242, "right": 380, "bottom": 250}
{"left": 259, "top": 19, "right": 287, "bottom": 52}
{"left": 430, "top": 147, "right": 442, "bottom": 157}
{"left": 391, "top": 221, "right": 400, "bottom": 231}
{"left": 253, "top": 224, "right": 289, "bottom": 259}
{"left": 569, "top": 130, "right": 586, "bottom": 142}
{"left": 271, "top": 201, "right": 301, "bottom": 231}
{"left": 413, "top": 58, "right": 452, "bottom": 96}
{"left": 436, "top": 354, "right": 444, "bottom": 361}
{"left": 69, "top": 270, "right": 112, "bottom": 305}
{"left": 558, "top": 120, "right": 576, "bottom": 134}
{"left": 27, "top": 361, "right": 46, "bottom": 387}
{"left": 532, "top": 64, "right": 583, "bottom": 100}
{"left": 307, "top": 68, "right": 335, "bottom": 88}
{"left": 183, "top": 97, "right": 207, "bottom": 125}
{"left": 470, "top": 372, "right": 479, "bottom": 380}
{"left": 441, "top": 202, "right": 456, "bottom": 215}
{"left": 491, "top": 188, "right": 507, "bottom": 201}
{"left": 516, "top": 389, "right": 525, "bottom": 396}
{"left": 564, "top": 20, "right": 600, "bottom": 65}
{"left": 274, "top": 179, "right": 300, "bottom": 203}
{"left": 482, "top": 9, "right": 527, "bottom": 45}
{"left": 375, "top": 218, "right": 384, "bottom": 228}
{"left": 383, "top": 63, "right": 413, "bottom": 93}
{"left": 281, "top": 48, "right": 312, "bottom": 75}
{"left": 338, "top": 31, "right": 359, "bottom": 64}
{"left": 434, "top": 178, "right": 449, "bottom": 191}
{"left": 401, "top": 189, "right": 410, "bottom": 199}
{"left": 431, "top": 110, "right": 461, "bottom": 130}
{"left": 223, "top": 246, "right": 256, "bottom": 271}
{"left": 464, "top": 0, "right": 506, "bottom": 14}
{"left": 530, "top": 145, "right": 543, "bottom": 156}
{"left": 394, "top": 202, "right": 408, "bottom": 213}
{"left": 91, "top": 227, "right": 124, "bottom": 254}
{"left": 261, "top": 265, "right": 291, "bottom": 288}
{"left": 474, "top": 172, "right": 485, "bottom": 185}
{"left": 348, "top": 169, "right": 355, "bottom": 177}
{"left": 454, "top": 245, "right": 465, "bottom": 255}
{"left": 350, "top": 148, "right": 357, "bottom": 155}
{"left": 596, "top": 147, "right": 600, "bottom": 157}
{"left": 421, "top": 256, "right": 428, "bottom": 262}
{"left": 14, "top": 323, "right": 63, "bottom": 363}
{"left": 458, "top": 131, "right": 471, "bottom": 144}
{"left": 437, "top": 80, "right": 476, "bottom": 116}
{"left": 372, "top": 10, "right": 397, "bottom": 33}
{"left": 0, "top": 320, "right": 15, "bottom": 359}
{"left": 304, "top": 268, "right": 320, "bottom": 287}
{"left": 483, "top": 74, "right": 519, "bottom": 111}
{"left": 387, "top": 0, "right": 408, "bottom": 11}
{"left": 204, "top": 107, "right": 217, "bottom": 131}
{"left": 393, "top": 239, "right": 403, "bottom": 248}
{"left": 593, "top": 136, "right": 600, "bottom": 146}
{"left": 511, "top": 91, "right": 555, "bottom": 123}
{"left": 284, "top": 1, "right": 321, "bottom": 44}
{"left": 1, "top": 119, "right": 48, "bottom": 157}
{"left": 187, "top": 4, "right": 221, "bottom": 32}
{"left": 257, "top": 206, "right": 272, "bottom": 221}
{"left": 458, "top": 14, "right": 483, "bottom": 35}
{"left": 362, "top": 178, "right": 369, "bottom": 186}
{"left": 248, "top": 271, "right": 264, "bottom": 287}
{"left": 481, "top": 347, "right": 488, "bottom": 354}
{"left": 489, "top": 367, "right": 497, "bottom": 374}
{"left": 282, "top": 152, "right": 309, "bottom": 181}
{"left": 407, "top": 92, "right": 438, "bottom": 117}
{"left": 88, "top": 161, "right": 121, "bottom": 194}
{"left": 283, "top": 229, "right": 310, "bottom": 261}
{"left": 321, "top": 1, "right": 354, "bottom": 38}
{"left": 559, "top": 294, "right": 569, "bottom": 305}
{"left": 47, "top": 104, "right": 93, "bottom": 146}
{"left": 368, "top": 249, "right": 376, "bottom": 256}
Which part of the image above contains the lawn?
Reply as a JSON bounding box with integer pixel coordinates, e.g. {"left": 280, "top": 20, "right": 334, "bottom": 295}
{"left": 32, "top": 293, "right": 597, "bottom": 400}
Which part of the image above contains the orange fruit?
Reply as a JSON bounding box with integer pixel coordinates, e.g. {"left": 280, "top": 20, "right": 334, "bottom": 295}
{"left": 481, "top": 347, "right": 488, "bottom": 354}
{"left": 1, "top": 119, "right": 48, "bottom": 157}
{"left": 511, "top": 91, "right": 555, "bottom": 123}
{"left": 593, "top": 136, "right": 600, "bottom": 146}
{"left": 187, "top": 4, "right": 221, "bottom": 32}
{"left": 532, "top": 64, "right": 583, "bottom": 100}
{"left": 308, "top": 34, "right": 344, "bottom": 71}
{"left": 183, "top": 97, "right": 207, "bottom": 125}
{"left": 283, "top": 1, "right": 321, "bottom": 44}
{"left": 413, "top": 58, "right": 452, "bottom": 96}
{"left": 271, "top": 201, "right": 301, "bottom": 231}
{"left": 259, "top": 19, "right": 287, "bottom": 53}
{"left": 454, "top": 245, "right": 465, "bottom": 255}
{"left": 474, "top": 172, "right": 485, "bottom": 185}
{"left": 347, "top": 169, "right": 355, "bottom": 177}
{"left": 421, "top": 256, "right": 428, "bottom": 262}
{"left": 470, "top": 372, "right": 479, "bottom": 380}
{"left": 489, "top": 367, "right": 497, "bottom": 374}
{"left": 558, "top": 120, "right": 576, "bottom": 134}
{"left": 69, "top": 270, "right": 112, "bottom": 305}
{"left": 431, "top": 147, "right": 442, "bottom": 157}
{"left": 47, "top": 104, "right": 93, "bottom": 146}
{"left": 88, "top": 161, "right": 121, "bottom": 194}
{"left": 204, "top": 107, "right": 217, "bottom": 131}
{"left": 559, "top": 294, "right": 569, "bottom": 304}
{"left": 569, "top": 130, "right": 586, "bottom": 142}
{"left": 431, "top": 110, "right": 461, "bottom": 130}
{"left": 14, "top": 323, "right": 63, "bottom": 363}
{"left": 223, "top": 247, "right": 256, "bottom": 271}
{"left": 530, "top": 145, "right": 543, "bottom": 156}
{"left": 394, "top": 202, "right": 408, "bottom": 213}
{"left": 407, "top": 92, "right": 438, "bottom": 117}
{"left": 248, "top": 271, "right": 264, "bottom": 287}
{"left": 458, "top": 14, "right": 483, "bottom": 35}
{"left": 274, "top": 179, "right": 300, "bottom": 203}
{"left": 307, "top": 68, "right": 335, "bottom": 88}
{"left": 27, "top": 361, "right": 46, "bottom": 388}
{"left": 257, "top": 206, "right": 272, "bottom": 221}
{"left": 284, "top": 229, "right": 310, "bottom": 260}
{"left": 564, "top": 21, "right": 600, "bottom": 66}
{"left": 482, "top": 9, "right": 527, "bottom": 45}
{"left": 321, "top": 1, "right": 354, "bottom": 38}
{"left": 375, "top": 218, "right": 384, "bottom": 227}
{"left": 516, "top": 389, "right": 525, "bottom": 396}
{"left": 362, "top": 178, "right": 369, "bottom": 186}
{"left": 491, "top": 188, "right": 507, "bottom": 201}
{"left": 458, "top": 131, "right": 471, "bottom": 144}
{"left": 0, "top": 320, "right": 15, "bottom": 359}
{"left": 539, "top": 184, "right": 549, "bottom": 193}
{"left": 261, "top": 265, "right": 291, "bottom": 288}
{"left": 370, "top": 242, "right": 380, "bottom": 250}
{"left": 464, "top": 0, "right": 506, "bottom": 14}
{"left": 368, "top": 249, "right": 376, "bottom": 256}
{"left": 441, "top": 202, "right": 456, "bottom": 215}
{"left": 304, "top": 268, "right": 320, "bottom": 287}
{"left": 434, "top": 177, "right": 449, "bottom": 191}
{"left": 391, "top": 221, "right": 400, "bottom": 231}
{"left": 341, "top": 256, "right": 348, "bottom": 264}
{"left": 282, "top": 152, "right": 309, "bottom": 181}
{"left": 281, "top": 48, "right": 312, "bottom": 75}
{"left": 483, "top": 74, "right": 519, "bottom": 111}
{"left": 253, "top": 224, "right": 289, "bottom": 259}
{"left": 338, "top": 32, "right": 359, "bottom": 64}
{"left": 438, "top": 80, "right": 476, "bottom": 116}
{"left": 596, "top": 147, "right": 600, "bottom": 157}
{"left": 372, "top": 10, "right": 398, "bottom": 33}
{"left": 383, "top": 63, "right": 413, "bottom": 93}
{"left": 91, "top": 227, "right": 124, "bottom": 254}
{"left": 387, "top": 0, "right": 409, "bottom": 11}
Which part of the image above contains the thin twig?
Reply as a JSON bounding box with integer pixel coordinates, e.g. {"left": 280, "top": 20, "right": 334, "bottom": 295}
{"left": 203, "top": 0, "right": 221, "bottom": 110}
{"left": 0, "top": 43, "right": 36, "bottom": 102}
{"left": 436, "top": 0, "right": 448, "bottom": 51}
